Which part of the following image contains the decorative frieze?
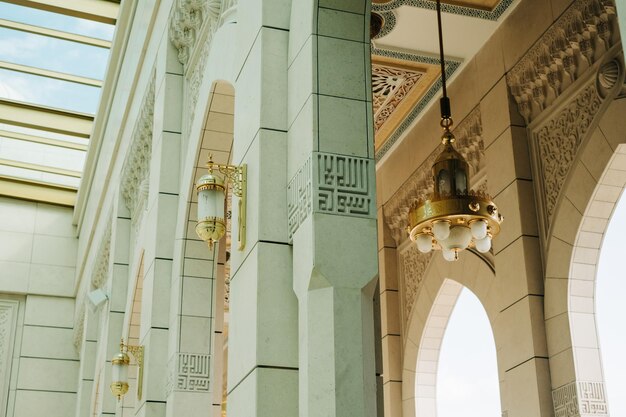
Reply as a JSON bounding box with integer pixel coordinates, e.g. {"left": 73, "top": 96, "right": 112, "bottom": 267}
{"left": 553, "top": 381, "right": 608, "bottom": 417}
{"left": 288, "top": 153, "right": 376, "bottom": 239}
{"left": 506, "top": 0, "right": 620, "bottom": 124}
{"left": 399, "top": 244, "right": 432, "bottom": 326}
{"left": 167, "top": 352, "right": 211, "bottom": 393}
{"left": 372, "top": 64, "right": 424, "bottom": 132}
{"left": 121, "top": 77, "right": 155, "bottom": 219}
{"left": 383, "top": 106, "right": 485, "bottom": 245}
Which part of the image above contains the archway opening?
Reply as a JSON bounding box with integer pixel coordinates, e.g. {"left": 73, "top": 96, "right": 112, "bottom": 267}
{"left": 436, "top": 287, "right": 500, "bottom": 417}
{"left": 596, "top": 187, "right": 626, "bottom": 416}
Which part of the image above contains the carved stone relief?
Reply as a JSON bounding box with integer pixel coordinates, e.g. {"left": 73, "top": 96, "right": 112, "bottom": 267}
{"left": 287, "top": 152, "right": 376, "bottom": 240}
{"left": 535, "top": 83, "right": 602, "bottom": 225}
{"left": 383, "top": 106, "right": 485, "bottom": 245}
{"left": 372, "top": 64, "right": 424, "bottom": 132}
{"left": 169, "top": 0, "right": 222, "bottom": 67}
{"left": 121, "top": 77, "right": 156, "bottom": 220}
{"left": 399, "top": 244, "right": 432, "bottom": 327}
{"left": 171, "top": 0, "right": 235, "bottom": 134}
{"left": 506, "top": 0, "right": 620, "bottom": 124}
{"left": 167, "top": 352, "right": 211, "bottom": 394}
{"left": 553, "top": 381, "right": 608, "bottom": 417}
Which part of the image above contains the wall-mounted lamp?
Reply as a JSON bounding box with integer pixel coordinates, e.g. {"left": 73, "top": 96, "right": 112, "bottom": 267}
{"left": 196, "top": 154, "right": 247, "bottom": 250}
{"left": 110, "top": 339, "right": 144, "bottom": 400}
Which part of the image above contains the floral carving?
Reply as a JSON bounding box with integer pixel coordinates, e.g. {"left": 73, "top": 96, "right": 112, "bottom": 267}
{"left": 507, "top": 0, "right": 619, "bottom": 124}
{"left": 169, "top": 0, "right": 222, "bottom": 66}
{"left": 121, "top": 77, "right": 155, "bottom": 218}
{"left": 372, "top": 64, "right": 424, "bottom": 132}
{"left": 399, "top": 244, "right": 432, "bottom": 326}
{"left": 383, "top": 107, "right": 485, "bottom": 244}
{"left": 535, "top": 83, "right": 601, "bottom": 227}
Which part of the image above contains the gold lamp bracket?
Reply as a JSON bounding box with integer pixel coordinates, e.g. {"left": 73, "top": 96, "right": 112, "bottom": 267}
{"left": 207, "top": 157, "right": 247, "bottom": 251}
{"left": 122, "top": 340, "right": 145, "bottom": 400}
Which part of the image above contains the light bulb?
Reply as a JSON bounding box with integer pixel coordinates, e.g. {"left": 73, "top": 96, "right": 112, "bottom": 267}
{"left": 432, "top": 221, "right": 450, "bottom": 241}
{"left": 470, "top": 219, "right": 488, "bottom": 240}
{"left": 475, "top": 235, "right": 492, "bottom": 253}
{"left": 415, "top": 233, "right": 433, "bottom": 253}
{"left": 443, "top": 248, "right": 458, "bottom": 261}
{"left": 445, "top": 226, "right": 472, "bottom": 250}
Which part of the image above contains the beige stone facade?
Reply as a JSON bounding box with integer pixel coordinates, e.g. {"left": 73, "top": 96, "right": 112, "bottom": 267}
{"left": 0, "top": 0, "right": 625, "bottom": 417}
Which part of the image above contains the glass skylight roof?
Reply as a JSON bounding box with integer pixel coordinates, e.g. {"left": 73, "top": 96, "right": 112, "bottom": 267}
{"left": 0, "top": 0, "right": 118, "bottom": 206}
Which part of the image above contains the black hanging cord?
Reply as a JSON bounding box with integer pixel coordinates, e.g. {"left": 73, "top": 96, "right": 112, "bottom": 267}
{"left": 436, "top": 0, "right": 451, "bottom": 119}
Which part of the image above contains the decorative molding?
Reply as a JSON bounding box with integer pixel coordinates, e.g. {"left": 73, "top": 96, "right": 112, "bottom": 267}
{"left": 167, "top": 352, "right": 211, "bottom": 394}
{"left": 0, "top": 300, "right": 19, "bottom": 415}
{"left": 399, "top": 244, "right": 432, "bottom": 327}
{"left": 373, "top": 64, "right": 425, "bottom": 132}
{"left": 169, "top": 0, "right": 222, "bottom": 67}
{"left": 553, "top": 381, "right": 608, "bottom": 416}
{"left": 373, "top": 47, "right": 461, "bottom": 160}
{"left": 288, "top": 153, "right": 376, "bottom": 239}
{"left": 383, "top": 106, "right": 484, "bottom": 244}
{"left": 506, "top": 0, "right": 620, "bottom": 124}
{"left": 121, "top": 76, "right": 156, "bottom": 219}
{"left": 372, "top": 0, "right": 515, "bottom": 21}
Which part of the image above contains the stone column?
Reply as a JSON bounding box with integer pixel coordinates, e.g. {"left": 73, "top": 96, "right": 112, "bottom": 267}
{"left": 135, "top": 34, "right": 183, "bottom": 417}
{"left": 287, "top": 2, "right": 379, "bottom": 416}
{"left": 225, "top": 0, "right": 299, "bottom": 416}
{"left": 481, "top": 78, "right": 552, "bottom": 416}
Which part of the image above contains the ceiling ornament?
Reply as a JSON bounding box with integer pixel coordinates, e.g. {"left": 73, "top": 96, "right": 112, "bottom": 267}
{"left": 372, "top": 0, "right": 515, "bottom": 21}
{"left": 372, "top": 48, "right": 460, "bottom": 159}
{"left": 373, "top": 64, "right": 425, "bottom": 132}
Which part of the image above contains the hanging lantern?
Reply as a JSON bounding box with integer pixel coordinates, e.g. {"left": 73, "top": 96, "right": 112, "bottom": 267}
{"left": 406, "top": 0, "right": 503, "bottom": 261}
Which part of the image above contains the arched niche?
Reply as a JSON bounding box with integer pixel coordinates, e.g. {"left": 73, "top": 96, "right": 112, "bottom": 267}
{"left": 544, "top": 97, "right": 626, "bottom": 416}
{"left": 401, "top": 250, "right": 500, "bottom": 417}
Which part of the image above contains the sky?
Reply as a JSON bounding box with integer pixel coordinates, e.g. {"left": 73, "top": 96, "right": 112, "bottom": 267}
{"left": 435, "top": 196, "right": 626, "bottom": 417}
{"left": 0, "top": 3, "right": 114, "bottom": 187}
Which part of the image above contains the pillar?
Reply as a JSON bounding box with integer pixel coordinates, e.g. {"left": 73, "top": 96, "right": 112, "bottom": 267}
{"left": 226, "top": 0, "right": 299, "bottom": 416}
{"left": 287, "top": 1, "right": 379, "bottom": 416}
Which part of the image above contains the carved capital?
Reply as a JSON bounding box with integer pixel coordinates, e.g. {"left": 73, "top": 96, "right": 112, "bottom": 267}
{"left": 169, "top": 0, "right": 222, "bottom": 66}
